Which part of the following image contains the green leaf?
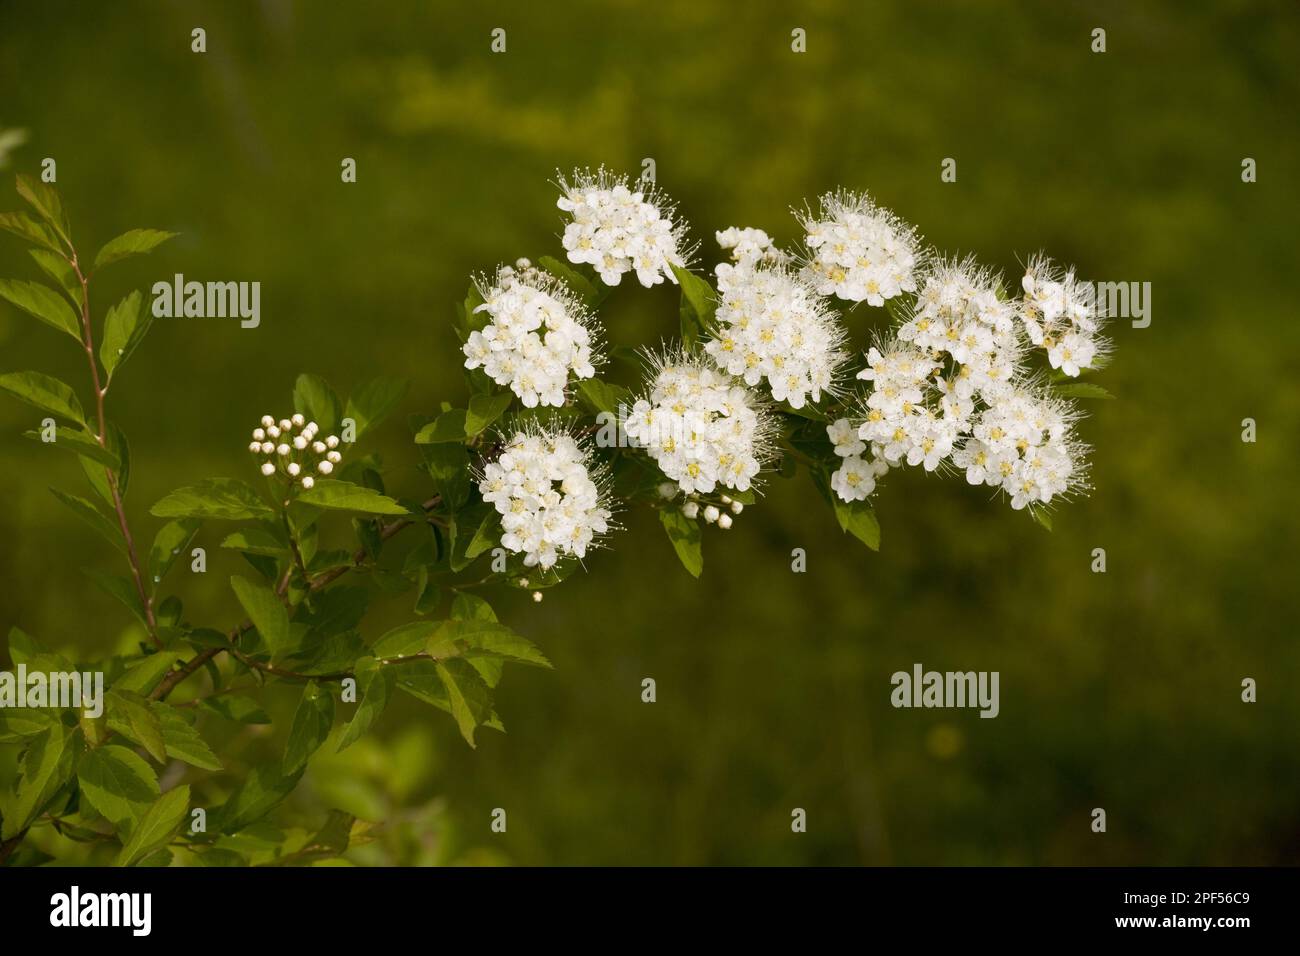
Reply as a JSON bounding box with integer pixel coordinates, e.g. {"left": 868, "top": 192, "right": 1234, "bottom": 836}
{"left": 77, "top": 744, "right": 160, "bottom": 832}
{"left": 671, "top": 264, "right": 717, "bottom": 348}
{"left": 6, "top": 625, "right": 42, "bottom": 665}
{"left": 100, "top": 290, "right": 152, "bottom": 381}
{"left": 83, "top": 567, "right": 147, "bottom": 624}
{"left": 23, "top": 423, "right": 118, "bottom": 468}
{"left": 293, "top": 373, "right": 342, "bottom": 434}
{"left": 153, "top": 702, "right": 222, "bottom": 771}
{"left": 147, "top": 518, "right": 200, "bottom": 593}
{"left": 104, "top": 689, "right": 167, "bottom": 764}
{"left": 429, "top": 619, "right": 552, "bottom": 668}
{"left": 151, "top": 477, "right": 273, "bottom": 521}
{"left": 283, "top": 681, "right": 334, "bottom": 774}
{"left": 413, "top": 408, "right": 468, "bottom": 443}
{"left": 93, "top": 228, "right": 177, "bottom": 272}
{"left": 296, "top": 479, "right": 409, "bottom": 516}
{"left": 215, "top": 764, "right": 304, "bottom": 834}
{"left": 29, "top": 248, "right": 80, "bottom": 300}
{"left": 0, "top": 710, "right": 57, "bottom": 742}
{"left": 832, "top": 496, "right": 881, "bottom": 551}
{"left": 576, "top": 378, "right": 630, "bottom": 417}
{"left": 219, "top": 527, "right": 286, "bottom": 556}
{"left": 344, "top": 376, "right": 409, "bottom": 439}
{"left": 79, "top": 422, "right": 128, "bottom": 506}
{"left": 0, "top": 370, "right": 84, "bottom": 422}
{"left": 1052, "top": 382, "right": 1115, "bottom": 400}
{"left": 112, "top": 649, "right": 183, "bottom": 696}
{"left": 371, "top": 620, "right": 439, "bottom": 659}
{"left": 200, "top": 694, "right": 270, "bottom": 725}
{"left": 1, "top": 724, "right": 74, "bottom": 839}
{"left": 116, "top": 785, "right": 190, "bottom": 866}
{"left": 436, "top": 659, "right": 492, "bottom": 747}
{"left": 49, "top": 487, "right": 127, "bottom": 555}
{"left": 16, "top": 173, "right": 70, "bottom": 245}
{"left": 466, "top": 392, "right": 514, "bottom": 436}
{"left": 337, "top": 657, "right": 394, "bottom": 752}
{"left": 659, "top": 508, "right": 703, "bottom": 578}
{"left": 0, "top": 209, "right": 62, "bottom": 252}
{"left": 230, "top": 575, "right": 290, "bottom": 659}
{"left": 420, "top": 441, "right": 471, "bottom": 510}
{"left": 0, "top": 278, "right": 80, "bottom": 340}
{"left": 451, "top": 592, "right": 497, "bottom": 622}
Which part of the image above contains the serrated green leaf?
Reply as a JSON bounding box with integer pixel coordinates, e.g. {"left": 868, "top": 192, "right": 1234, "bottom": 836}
{"left": 6, "top": 625, "right": 42, "bottom": 665}
{"left": 0, "top": 209, "right": 62, "bottom": 252}
{"left": 832, "top": 496, "right": 881, "bottom": 551}
{"left": 576, "top": 378, "right": 630, "bottom": 416}
{"left": 215, "top": 764, "right": 303, "bottom": 834}
{"left": 283, "top": 681, "right": 334, "bottom": 774}
{"left": 293, "top": 373, "right": 342, "bottom": 434}
{"left": 436, "top": 659, "right": 492, "bottom": 747}
{"left": 100, "top": 290, "right": 152, "bottom": 381}
{"left": 111, "top": 649, "right": 183, "bottom": 696}
{"left": 296, "top": 478, "right": 409, "bottom": 516}
{"left": 0, "top": 278, "right": 80, "bottom": 340}
{"left": 77, "top": 744, "right": 159, "bottom": 832}
{"left": 150, "top": 477, "right": 273, "bottom": 521}
{"left": 466, "top": 391, "right": 514, "bottom": 436}
{"left": 413, "top": 408, "right": 468, "bottom": 443}
{"left": 152, "top": 702, "right": 222, "bottom": 771}
{"left": 1, "top": 723, "right": 74, "bottom": 839}
{"left": 116, "top": 785, "right": 190, "bottom": 866}
{"left": 23, "top": 423, "right": 118, "bottom": 468}
{"left": 28, "top": 248, "right": 79, "bottom": 300}
{"left": 93, "top": 228, "right": 177, "bottom": 272}
{"left": 105, "top": 689, "right": 167, "bottom": 764}
{"left": 0, "top": 369, "right": 84, "bottom": 422}
{"left": 336, "top": 657, "right": 394, "bottom": 752}
{"left": 344, "top": 376, "right": 408, "bottom": 439}
{"left": 230, "top": 575, "right": 290, "bottom": 659}
{"left": 147, "top": 518, "right": 200, "bottom": 593}
{"left": 538, "top": 254, "right": 599, "bottom": 304}
{"left": 671, "top": 264, "right": 717, "bottom": 348}
{"left": 659, "top": 508, "right": 703, "bottom": 577}
{"left": 219, "top": 526, "right": 285, "bottom": 556}
{"left": 16, "top": 173, "right": 70, "bottom": 245}
{"left": 83, "top": 567, "right": 147, "bottom": 623}
{"left": 200, "top": 694, "right": 270, "bottom": 725}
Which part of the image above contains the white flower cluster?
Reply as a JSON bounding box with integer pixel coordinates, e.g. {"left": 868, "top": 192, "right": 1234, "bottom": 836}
{"left": 478, "top": 427, "right": 612, "bottom": 569}
{"left": 463, "top": 263, "right": 600, "bottom": 408}
{"left": 248, "top": 414, "right": 342, "bottom": 489}
{"left": 798, "top": 190, "right": 922, "bottom": 306}
{"left": 714, "top": 226, "right": 785, "bottom": 283}
{"left": 1021, "top": 255, "right": 1109, "bottom": 377}
{"left": 705, "top": 261, "right": 847, "bottom": 410}
{"left": 835, "top": 259, "right": 1090, "bottom": 512}
{"left": 557, "top": 168, "right": 689, "bottom": 288}
{"left": 953, "top": 386, "right": 1088, "bottom": 510}
{"left": 625, "top": 353, "right": 776, "bottom": 495}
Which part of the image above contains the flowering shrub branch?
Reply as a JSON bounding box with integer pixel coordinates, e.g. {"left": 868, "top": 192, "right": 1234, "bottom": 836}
{"left": 0, "top": 167, "right": 1112, "bottom": 866}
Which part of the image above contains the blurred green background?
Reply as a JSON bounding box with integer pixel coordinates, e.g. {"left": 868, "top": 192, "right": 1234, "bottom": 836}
{"left": 2, "top": 0, "right": 1297, "bottom": 865}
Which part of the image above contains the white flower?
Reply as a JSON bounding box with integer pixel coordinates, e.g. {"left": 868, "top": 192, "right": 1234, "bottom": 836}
{"left": 705, "top": 263, "right": 848, "bottom": 409}
{"left": 463, "top": 264, "right": 601, "bottom": 408}
{"left": 1020, "top": 255, "right": 1110, "bottom": 377}
{"left": 557, "top": 167, "right": 691, "bottom": 288}
{"left": 830, "top": 454, "right": 889, "bottom": 502}
{"left": 826, "top": 417, "right": 865, "bottom": 458}
{"left": 249, "top": 412, "right": 343, "bottom": 485}
{"left": 953, "top": 384, "right": 1089, "bottom": 510}
{"left": 477, "top": 425, "right": 613, "bottom": 569}
{"left": 623, "top": 350, "right": 777, "bottom": 496}
{"left": 798, "top": 190, "right": 922, "bottom": 305}
{"left": 713, "top": 226, "right": 786, "bottom": 288}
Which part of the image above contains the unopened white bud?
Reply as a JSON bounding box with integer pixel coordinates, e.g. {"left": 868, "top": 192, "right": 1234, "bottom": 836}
{"left": 312, "top": 441, "right": 327, "bottom": 454}
{"left": 291, "top": 413, "right": 305, "bottom": 427}
{"left": 717, "top": 513, "right": 733, "bottom": 530}
{"left": 703, "top": 505, "right": 720, "bottom": 523}
{"left": 720, "top": 494, "right": 732, "bottom": 505}
{"left": 293, "top": 436, "right": 308, "bottom": 450}
{"left": 657, "top": 482, "right": 676, "bottom": 500}
{"left": 278, "top": 419, "right": 292, "bottom": 431}
{"left": 252, "top": 428, "right": 266, "bottom": 441}
{"left": 277, "top": 443, "right": 290, "bottom": 456}
{"left": 248, "top": 441, "right": 261, "bottom": 453}
{"left": 516, "top": 257, "right": 532, "bottom": 270}
{"left": 318, "top": 460, "right": 334, "bottom": 474}
{"left": 327, "top": 450, "right": 342, "bottom": 464}
{"left": 260, "top": 415, "right": 275, "bottom": 428}
{"left": 260, "top": 462, "right": 276, "bottom": 476}
{"left": 306, "top": 422, "right": 319, "bottom": 434}
{"left": 532, "top": 590, "right": 543, "bottom": 603}
{"left": 730, "top": 501, "right": 744, "bottom": 514}
{"left": 682, "top": 502, "right": 699, "bottom": 519}
{"left": 287, "top": 462, "right": 301, "bottom": 477}
{"left": 325, "top": 435, "right": 339, "bottom": 449}
{"left": 300, "top": 476, "right": 315, "bottom": 489}
{"left": 260, "top": 442, "right": 275, "bottom": 454}
{"left": 267, "top": 426, "right": 280, "bottom": 438}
